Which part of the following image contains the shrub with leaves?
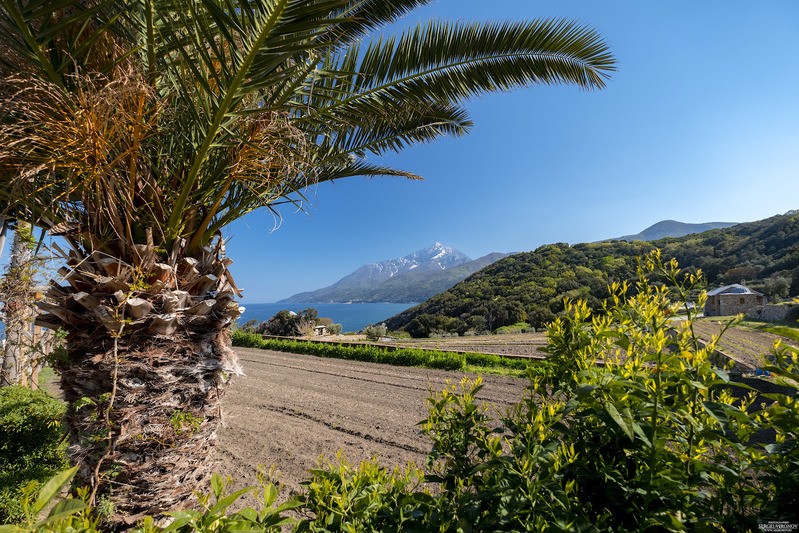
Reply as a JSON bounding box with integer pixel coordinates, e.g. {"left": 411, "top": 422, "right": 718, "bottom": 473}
{"left": 363, "top": 324, "right": 388, "bottom": 341}
{"left": 0, "top": 466, "right": 97, "bottom": 533}
{"left": 296, "top": 455, "right": 429, "bottom": 532}
{"left": 419, "top": 251, "right": 797, "bottom": 530}
{"left": 7, "top": 251, "right": 798, "bottom": 530}
{"left": 757, "top": 342, "right": 799, "bottom": 522}
{"left": 138, "top": 473, "right": 300, "bottom": 532}
{"left": 0, "top": 387, "right": 67, "bottom": 523}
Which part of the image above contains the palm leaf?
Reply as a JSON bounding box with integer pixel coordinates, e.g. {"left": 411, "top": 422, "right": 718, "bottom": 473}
{"left": 0, "top": 0, "right": 615, "bottom": 258}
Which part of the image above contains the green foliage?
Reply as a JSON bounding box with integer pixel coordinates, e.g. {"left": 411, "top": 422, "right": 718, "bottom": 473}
{"left": 363, "top": 323, "right": 387, "bottom": 341}
{"left": 387, "top": 212, "right": 799, "bottom": 335}
{"left": 0, "top": 466, "right": 97, "bottom": 533}
{"left": 326, "top": 323, "right": 343, "bottom": 335}
{"left": 137, "top": 473, "right": 299, "bottom": 533}
{"left": 12, "top": 254, "right": 799, "bottom": 529}
{"left": 406, "top": 314, "right": 466, "bottom": 338}
{"left": 494, "top": 322, "right": 532, "bottom": 334}
{"left": 0, "top": 469, "right": 297, "bottom": 533}
{"left": 763, "top": 325, "right": 799, "bottom": 342}
{"left": 0, "top": 387, "right": 68, "bottom": 523}
{"left": 297, "top": 455, "right": 428, "bottom": 532}
{"left": 255, "top": 309, "right": 322, "bottom": 337}
{"left": 232, "top": 330, "right": 542, "bottom": 374}
{"left": 232, "top": 331, "right": 465, "bottom": 370}
{"left": 757, "top": 343, "right": 799, "bottom": 521}
{"left": 169, "top": 410, "right": 202, "bottom": 436}
{"left": 409, "top": 252, "right": 799, "bottom": 530}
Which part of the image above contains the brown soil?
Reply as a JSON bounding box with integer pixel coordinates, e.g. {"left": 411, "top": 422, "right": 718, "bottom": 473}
{"left": 213, "top": 347, "right": 528, "bottom": 499}
{"left": 299, "top": 332, "right": 549, "bottom": 359}
{"left": 386, "top": 333, "right": 548, "bottom": 358}
{"left": 691, "top": 321, "right": 796, "bottom": 370}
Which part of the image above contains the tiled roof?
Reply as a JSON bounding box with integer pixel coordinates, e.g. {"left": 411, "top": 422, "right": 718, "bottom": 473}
{"left": 707, "top": 283, "right": 763, "bottom": 296}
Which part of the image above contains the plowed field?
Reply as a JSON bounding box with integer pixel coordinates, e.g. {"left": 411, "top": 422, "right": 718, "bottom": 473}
{"left": 691, "top": 321, "right": 796, "bottom": 370}
{"left": 214, "top": 347, "right": 527, "bottom": 497}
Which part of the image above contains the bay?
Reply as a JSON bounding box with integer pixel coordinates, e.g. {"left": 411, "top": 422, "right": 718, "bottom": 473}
{"left": 0, "top": 303, "right": 415, "bottom": 338}
{"left": 239, "top": 302, "right": 416, "bottom": 333}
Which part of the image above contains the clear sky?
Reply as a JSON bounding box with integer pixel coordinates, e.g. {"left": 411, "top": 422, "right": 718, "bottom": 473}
{"left": 226, "top": 1, "right": 799, "bottom": 303}
{"left": 4, "top": 2, "right": 798, "bottom": 303}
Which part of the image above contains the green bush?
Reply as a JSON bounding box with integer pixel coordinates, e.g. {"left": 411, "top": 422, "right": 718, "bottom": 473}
{"left": 231, "top": 329, "right": 543, "bottom": 374}
{"left": 16, "top": 252, "right": 799, "bottom": 530}
{"left": 296, "top": 456, "right": 429, "bottom": 532}
{"left": 363, "top": 323, "right": 387, "bottom": 341}
{"left": 0, "top": 386, "right": 68, "bottom": 523}
{"left": 494, "top": 321, "right": 531, "bottom": 334}
{"left": 416, "top": 252, "right": 799, "bottom": 530}
{"left": 232, "top": 330, "right": 466, "bottom": 370}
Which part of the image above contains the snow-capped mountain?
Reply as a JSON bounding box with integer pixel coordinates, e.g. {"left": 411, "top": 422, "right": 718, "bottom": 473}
{"left": 279, "top": 243, "right": 487, "bottom": 303}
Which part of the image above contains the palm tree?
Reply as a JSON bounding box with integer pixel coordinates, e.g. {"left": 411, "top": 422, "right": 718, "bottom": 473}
{"left": 0, "top": 0, "right": 614, "bottom": 521}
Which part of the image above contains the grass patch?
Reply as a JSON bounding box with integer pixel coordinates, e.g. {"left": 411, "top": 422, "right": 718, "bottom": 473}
{"left": 763, "top": 325, "right": 799, "bottom": 342}
{"left": 232, "top": 330, "right": 547, "bottom": 375}
{"left": 36, "top": 366, "right": 57, "bottom": 392}
{"left": 700, "top": 316, "right": 799, "bottom": 333}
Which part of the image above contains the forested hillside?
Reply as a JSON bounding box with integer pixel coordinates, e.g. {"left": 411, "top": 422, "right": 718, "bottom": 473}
{"left": 384, "top": 212, "right": 799, "bottom": 336}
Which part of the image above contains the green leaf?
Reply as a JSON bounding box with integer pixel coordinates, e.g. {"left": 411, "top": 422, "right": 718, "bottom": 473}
{"left": 208, "top": 487, "right": 253, "bottom": 515}
{"left": 712, "top": 368, "right": 730, "bottom": 382}
{"left": 42, "top": 498, "right": 88, "bottom": 524}
{"left": 630, "top": 420, "right": 651, "bottom": 447}
{"left": 210, "top": 473, "right": 224, "bottom": 499}
{"left": 274, "top": 498, "right": 305, "bottom": 512}
{"left": 160, "top": 514, "right": 195, "bottom": 532}
{"left": 32, "top": 465, "right": 79, "bottom": 515}
{"left": 605, "top": 401, "right": 633, "bottom": 440}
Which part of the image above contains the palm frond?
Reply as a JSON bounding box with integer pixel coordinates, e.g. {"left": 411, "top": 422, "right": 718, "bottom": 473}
{"left": 0, "top": 0, "right": 615, "bottom": 260}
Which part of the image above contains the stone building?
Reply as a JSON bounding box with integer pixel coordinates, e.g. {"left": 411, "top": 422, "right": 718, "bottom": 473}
{"left": 705, "top": 284, "right": 765, "bottom": 317}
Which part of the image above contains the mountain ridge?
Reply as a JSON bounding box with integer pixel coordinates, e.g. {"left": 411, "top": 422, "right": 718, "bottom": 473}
{"left": 279, "top": 244, "right": 509, "bottom": 304}
{"left": 280, "top": 219, "right": 743, "bottom": 305}
{"left": 611, "top": 220, "right": 739, "bottom": 242}
{"left": 384, "top": 212, "right": 799, "bottom": 336}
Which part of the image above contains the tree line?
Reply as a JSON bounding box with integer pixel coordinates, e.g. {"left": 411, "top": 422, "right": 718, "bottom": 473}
{"left": 386, "top": 212, "right": 799, "bottom": 336}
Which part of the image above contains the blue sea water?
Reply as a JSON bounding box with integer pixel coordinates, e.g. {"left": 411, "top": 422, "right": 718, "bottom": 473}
{"left": 0, "top": 302, "right": 415, "bottom": 337}
{"left": 238, "top": 302, "right": 416, "bottom": 333}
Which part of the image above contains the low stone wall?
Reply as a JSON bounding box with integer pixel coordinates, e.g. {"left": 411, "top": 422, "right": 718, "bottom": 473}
{"left": 747, "top": 303, "right": 799, "bottom": 322}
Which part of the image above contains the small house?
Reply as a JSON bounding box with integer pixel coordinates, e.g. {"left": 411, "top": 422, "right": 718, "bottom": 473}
{"left": 313, "top": 325, "right": 327, "bottom": 336}
{"left": 705, "top": 284, "right": 764, "bottom": 317}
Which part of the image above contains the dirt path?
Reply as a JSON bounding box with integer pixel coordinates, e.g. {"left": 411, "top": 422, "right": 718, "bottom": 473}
{"left": 213, "top": 347, "right": 528, "bottom": 498}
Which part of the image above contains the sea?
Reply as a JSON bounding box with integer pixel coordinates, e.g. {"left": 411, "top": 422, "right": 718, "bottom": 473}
{"left": 238, "top": 302, "right": 416, "bottom": 333}
{"left": 0, "top": 302, "right": 414, "bottom": 337}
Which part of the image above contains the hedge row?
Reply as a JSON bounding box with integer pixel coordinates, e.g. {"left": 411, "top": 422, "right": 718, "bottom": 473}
{"left": 231, "top": 330, "right": 544, "bottom": 374}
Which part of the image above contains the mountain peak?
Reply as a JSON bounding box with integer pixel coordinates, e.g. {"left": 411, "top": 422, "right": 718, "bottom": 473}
{"left": 611, "top": 220, "right": 739, "bottom": 242}
{"left": 279, "top": 243, "right": 475, "bottom": 303}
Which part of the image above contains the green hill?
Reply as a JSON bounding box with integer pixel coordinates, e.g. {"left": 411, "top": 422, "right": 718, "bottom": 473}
{"left": 611, "top": 219, "right": 739, "bottom": 241}
{"left": 384, "top": 212, "right": 799, "bottom": 336}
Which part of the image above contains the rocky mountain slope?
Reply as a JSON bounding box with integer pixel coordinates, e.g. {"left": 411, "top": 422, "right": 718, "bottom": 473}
{"left": 384, "top": 212, "right": 799, "bottom": 335}
{"left": 280, "top": 244, "right": 509, "bottom": 304}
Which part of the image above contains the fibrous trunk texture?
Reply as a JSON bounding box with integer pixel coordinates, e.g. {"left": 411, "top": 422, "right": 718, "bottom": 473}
{"left": 36, "top": 237, "right": 242, "bottom": 525}
{"left": 1, "top": 222, "right": 35, "bottom": 387}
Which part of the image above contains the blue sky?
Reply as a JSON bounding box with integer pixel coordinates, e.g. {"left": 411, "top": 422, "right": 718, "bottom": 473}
{"left": 4, "top": 2, "right": 798, "bottom": 303}
{"left": 226, "top": 1, "right": 799, "bottom": 303}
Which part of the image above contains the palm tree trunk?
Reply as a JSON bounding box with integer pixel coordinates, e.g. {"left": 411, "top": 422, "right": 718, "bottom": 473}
{"left": 1, "top": 222, "right": 35, "bottom": 387}
{"left": 0, "top": 218, "right": 9, "bottom": 261}
{"left": 36, "top": 238, "right": 242, "bottom": 524}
